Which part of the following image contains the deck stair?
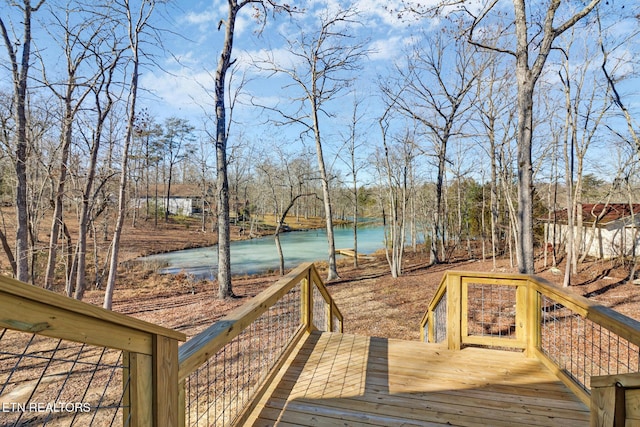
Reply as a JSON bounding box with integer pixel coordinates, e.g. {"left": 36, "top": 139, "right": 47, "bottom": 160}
{"left": 2, "top": 264, "right": 640, "bottom": 426}
{"left": 246, "top": 331, "right": 590, "bottom": 426}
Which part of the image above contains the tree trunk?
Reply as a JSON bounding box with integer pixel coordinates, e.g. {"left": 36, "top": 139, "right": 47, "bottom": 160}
{"left": 74, "top": 97, "right": 108, "bottom": 300}
{"left": 216, "top": 2, "right": 238, "bottom": 299}
{"left": 104, "top": 0, "right": 152, "bottom": 309}
{"left": 352, "top": 182, "right": 359, "bottom": 268}
{"left": 45, "top": 103, "right": 74, "bottom": 289}
{"left": 511, "top": 0, "right": 602, "bottom": 273}
{"left": 1, "top": 3, "right": 38, "bottom": 283}
{"left": 311, "top": 106, "right": 338, "bottom": 281}
{"left": 512, "top": 76, "right": 542, "bottom": 275}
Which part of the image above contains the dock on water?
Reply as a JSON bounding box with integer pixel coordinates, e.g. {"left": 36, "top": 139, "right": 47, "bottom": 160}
{"left": 336, "top": 248, "right": 375, "bottom": 260}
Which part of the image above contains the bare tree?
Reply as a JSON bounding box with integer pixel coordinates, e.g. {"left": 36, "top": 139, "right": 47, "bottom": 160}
{"left": 40, "top": 5, "right": 108, "bottom": 290}
{"left": 466, "top": 0, "right": 602, "bottom": 273}
{"left": 73, "top": 32, "right": 123, "bottom": 300}
{"left": 104, "top": 0, "right": 156, "bottom": 310}
{"left": 556, "top": 29, "right": 612, "bottom": 286}
{"left": 213, "top": 0, "right": 294, "bottom": 299}
{"left": 596, "top": 9, "right": 640, "bottom": 157}
{"left": 257, "top": 149, "right": 315, "bottom": 275}
{"left": 0, "top": 0, "right": 46, "bottom": 282}
{"left": 160, "top": 117, "right": 195, "bottom": 221}
{"left": 339, "top": 93, "right": 368, "bottom": 268}
{"left": 473, "top": 51, "right": 516, "bottom": 270}
{"left": 383, "top": 30, "right": 482, "bottom": 264}
{"left": 255, "top": 7, "right": 369, "bottom": 280}
{"left": 376, "top": 126, "right": 415, "bottom": 278}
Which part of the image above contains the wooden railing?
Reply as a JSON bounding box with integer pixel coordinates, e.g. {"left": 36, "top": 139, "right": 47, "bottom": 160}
{"left": 420, "top": 270, "right": 640, "bottom": 426}
{"left": 0, "top": 262, "right": 340, "bottom": 427}
{"left": 177, "top": 262, "right": 342, "bottom": 427}
{"left": 591, "top": 372, "right": 640, "bottom": 426}
{"left": 0, "top": 274, "right": 186, "bottom": 426}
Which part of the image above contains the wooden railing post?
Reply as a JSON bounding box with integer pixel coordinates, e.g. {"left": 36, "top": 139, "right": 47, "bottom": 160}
{"left": 591, "top": 377, "right": 626, "bottom": 427}
{"left": 124, "top": 351, "right": 153, "bottom": 427}
{"left": 153, "top": 335, "right": 180, "bottom": 427}
{"left": 301, "top": 267, "right": 313, "bottom": 331}
{"left": 446, "top": 273, "right": 462, "bottom": 351}
{"left": 124, "top": 336, "right": 180, "bottom": 427}
{"left": 525, "top": 281, "right": 541, "bottom": 358}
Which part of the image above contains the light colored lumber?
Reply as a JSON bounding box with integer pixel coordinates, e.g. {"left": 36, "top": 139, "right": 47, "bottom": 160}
{"left": 247, "top": 331, "right": 590, "bottom": 426}
{"left": 0, "top": 275, "right": 184, "bottom": 354}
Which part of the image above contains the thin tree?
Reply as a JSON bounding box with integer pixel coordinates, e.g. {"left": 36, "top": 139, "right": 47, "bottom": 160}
{"left": 596, "top": 10, "right": 640, "bottom": 158}
{"left": 0, "top": 0, "right": 46, "bottom": 282}
{"left": 383, "top": 30, "right": 482, "bottom": 264}
{"left": 557, "top": 29, "right": 611, "bottom": 286}
{"left": 160, "top": 117, "right": 195, "bottom": 221}
{"left": 104, "top": 0, "right": 156, "bottom": 310}
{"left": 213, "top": 0, "right": 294, "bottom": 299}
{"left": 376, "top": 127, "right": 415, "bottom": 278}
{"left": 255, "top": 7, "right": 369, "bottom": 280}
{"left": 73, "top": 34, "right": 123, "bottom": 300}
{"left": 339, "top": 93, "right": 368, "bottom": 268}
{"left": 41, "top": 5, "right": 106, "bottom": 290}
{"left": 473, "top": 52, "right": 516, "bottom": 270}
{"left": 258, "top": 151, "right": 315, "bottom": 275}
{"left": 466, "top": 0, "right": 602, "bottom": 273}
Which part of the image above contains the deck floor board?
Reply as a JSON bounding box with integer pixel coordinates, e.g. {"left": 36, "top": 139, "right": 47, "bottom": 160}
{"left": 247, "top": 332, "right": 590, "bottom": 426}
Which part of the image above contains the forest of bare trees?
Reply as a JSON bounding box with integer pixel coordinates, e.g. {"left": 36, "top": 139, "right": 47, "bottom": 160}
{"left": 1, "top": 0, "right": 639, "bottom": 303}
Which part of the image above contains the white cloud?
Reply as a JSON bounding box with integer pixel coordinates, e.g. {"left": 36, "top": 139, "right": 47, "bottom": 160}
{"left": 182, "top": 9, "right": 216, "bottom": 26}
{"left": 368, "top": 36, "right": 406, "bottom": 61}
{"left": 140, "top": 67, "right": 216, "bottom": 118}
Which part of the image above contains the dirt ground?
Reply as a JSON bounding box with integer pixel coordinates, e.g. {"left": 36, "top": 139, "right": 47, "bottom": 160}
{"left": 75, "top": 216, "right": 640, "bottom": 342}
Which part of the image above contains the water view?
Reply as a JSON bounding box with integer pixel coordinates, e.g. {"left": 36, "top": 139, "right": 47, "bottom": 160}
{"left": 138, "top": 224, "right": 386, "bottom": 279}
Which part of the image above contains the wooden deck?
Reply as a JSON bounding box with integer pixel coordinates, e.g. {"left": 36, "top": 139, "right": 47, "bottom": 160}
{"left": 246, "top": 331, "right": 590, "bottom": 426}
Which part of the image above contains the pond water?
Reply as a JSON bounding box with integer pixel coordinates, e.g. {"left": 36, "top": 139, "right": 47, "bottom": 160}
{"left": 137, "top": 224, "right": 387, "bottom": 279}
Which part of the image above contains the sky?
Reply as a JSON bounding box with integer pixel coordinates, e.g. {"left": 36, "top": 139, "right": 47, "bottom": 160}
{"left": 141, "top": 0, "right": 427, "bottom": 127}
{"left": 137, "top": 0, "right": 640, "bottom": 180}
{"left": 128, "top": 0, "right": 446, "bottom": 183}
{"left": 1, "top": 0, "right": 638, "bottom": 184}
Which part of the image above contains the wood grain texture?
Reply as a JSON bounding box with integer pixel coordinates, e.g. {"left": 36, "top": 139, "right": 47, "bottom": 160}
{"left": 0, "top": 275, "right": 184, "bottom": 341}
{"left": 246, "top": 331, "right": 590, "bottom": 426}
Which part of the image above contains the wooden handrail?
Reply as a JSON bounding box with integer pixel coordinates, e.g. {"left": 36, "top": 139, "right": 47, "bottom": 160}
{"left": 0, "top": 275, "right": 184, "bottom": 353}
{"left": 1, "top": 263, "right": 340, "bottom": 427}
{"left": 422, "top": 270, "right": 640, "bottom": 350}
{"left": 178, "top": 262, "right": 343, "bottom": 380}
{"left": 178, "top": 263, "right": 311, "bottom": 380}
{"left": 0, "top": 274, "right": 185, "bottom": 427}
{"left": 421, "top": 270, "right": 640, "bottom": 410}
{"left": 528, "top": 275, "right": 640, "bottom": 345}
{"left": 177, "top": 262, "right": 342, "bottom": 426}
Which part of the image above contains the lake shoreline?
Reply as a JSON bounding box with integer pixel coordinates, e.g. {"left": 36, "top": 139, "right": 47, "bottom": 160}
{"left": 135, "top": 223, "right": 387, "bottom": 280}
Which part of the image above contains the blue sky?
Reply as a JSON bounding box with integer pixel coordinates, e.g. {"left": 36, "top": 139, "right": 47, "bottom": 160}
{"left": 132, "top": 0, "right": 442, "bottom": 181}
{"left": 1, "top": 0, "right": 638, "bottom": 184}
{"left": 140, "top": 1, "right": 428, "bottom": 123}
{"left": 137, "top": 0, "right": 640, "bottom": 179}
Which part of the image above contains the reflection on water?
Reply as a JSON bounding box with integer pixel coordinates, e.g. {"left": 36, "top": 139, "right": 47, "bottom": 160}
{"left": 137, "top": 225, "right": 386, "bottom": 279}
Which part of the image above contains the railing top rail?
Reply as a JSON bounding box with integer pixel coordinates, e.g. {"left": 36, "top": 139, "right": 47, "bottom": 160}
{"left": 530, "top": 274, "right": 640, "bottom": 346}
{"left": 178, "top": 262, "right": 317, "bottom": 380}
{"left": 441, "top": 270, "right": 533, "bottom": 281}
{"left": 0, "top": 275, "right": 185, "bottom": 354}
